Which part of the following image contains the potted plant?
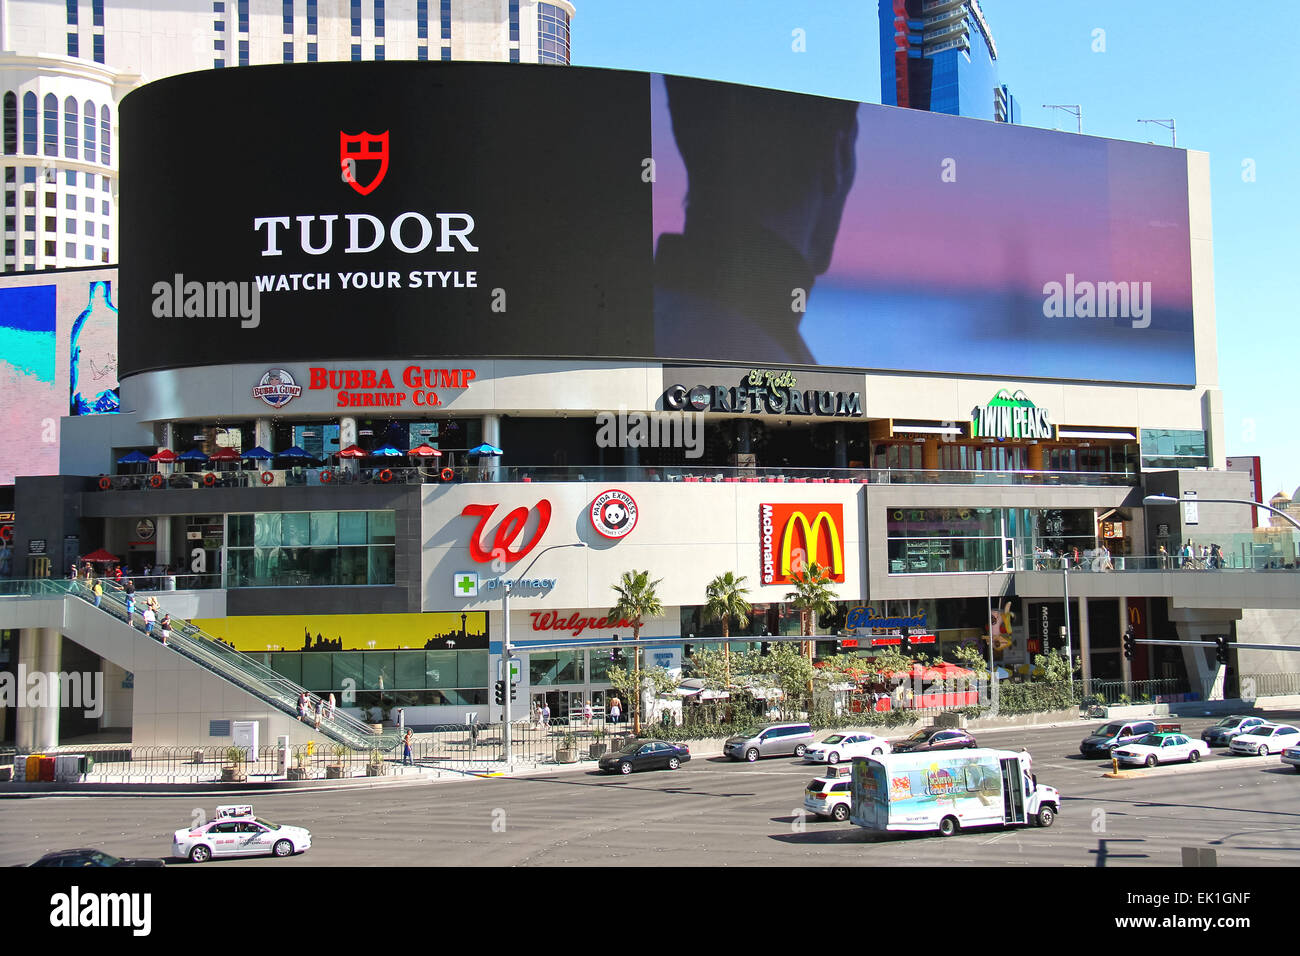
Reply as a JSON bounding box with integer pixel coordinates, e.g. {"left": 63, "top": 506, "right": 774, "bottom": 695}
{"left": 588, "top": 726, "right": 607, "bottom": 760}
{"left": 555, "top": 732, "right": 579, "bottom": 763}
{"left": 365, "top": 747, "right": 387, "bottom": 776}
{"left": 220, "top": 746, "right": 247, "bottom": 783}
{"left": 287, "top": 748, "right": 311, "bottom": 780}
{"left": 325, "top": 744, "right": 348, "bottom": 779}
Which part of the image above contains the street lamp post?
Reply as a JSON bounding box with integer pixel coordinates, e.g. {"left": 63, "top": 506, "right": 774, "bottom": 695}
{"left": 502, "top": 541, "right": 587, "bottom": 769}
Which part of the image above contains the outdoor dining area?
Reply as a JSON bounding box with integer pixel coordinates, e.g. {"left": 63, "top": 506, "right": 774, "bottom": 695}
{"left": 99, "top": 442, "right": 505, "bottom": 490}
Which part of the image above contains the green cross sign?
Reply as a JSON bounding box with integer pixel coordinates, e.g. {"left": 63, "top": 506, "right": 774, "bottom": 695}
{"left": 454, "top": 573, "right": 478, "bottom": 597}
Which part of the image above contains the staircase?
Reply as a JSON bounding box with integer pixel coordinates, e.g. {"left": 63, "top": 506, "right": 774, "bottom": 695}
{"left": 0, "top": 578, "right": 399, "bottom": 752}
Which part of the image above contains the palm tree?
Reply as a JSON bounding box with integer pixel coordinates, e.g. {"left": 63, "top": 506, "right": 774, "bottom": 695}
{"left": 785, "top": 562, "right": 838, "bottom": 662}
{"left": 704, "top": 572, "right": 751, "bottom": 689}
{"left": 609, "top": 569, "right": 664, "bottom": 734}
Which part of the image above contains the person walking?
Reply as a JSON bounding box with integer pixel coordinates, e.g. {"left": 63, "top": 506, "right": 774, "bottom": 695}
{"left": 70, "top": 563, "right": 79, "bottom": 582}
{"left": 159, "top": 613, "right": 171, "bottom": 646}
{"left": 541, "top": 702, "right": 551, "bottom": 728}
{"left": 314, "top": 697, "right": 323, "bottom": 730}
{"left": 123, "top": 588, "right": 135, "bottom": 626}
{"left": 326, "top": 693, "right": 336, "bottom": 721}
{"left": 114, "top": 564, "right": 123, "bottom": 582}
{"left": 1157, "top": 544, "right": 1169, "bottom": 570}
{"left": 402, "top": 728, "right": 413, "bottom": 766}
{"left": 92, "top": 577, "right": 103, "bottom": 608}
{"left": 142, "top": 604, "right": 156, "bottom": 637}
{"left": 609, "top": 696, "right": 622, "bottom": 724}
{"left": 297, "top": 692, "right": 308, "bottom": 722}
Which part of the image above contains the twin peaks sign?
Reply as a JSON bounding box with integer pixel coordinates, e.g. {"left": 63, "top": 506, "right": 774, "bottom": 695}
{"left": 970, "top": 390, "right": 1054, "bottom": 441}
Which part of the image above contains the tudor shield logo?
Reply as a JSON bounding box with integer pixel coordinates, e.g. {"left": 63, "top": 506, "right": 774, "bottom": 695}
{"left": 339, "top": 130, "right": 390, "bottom": 196}
{"left": 760, "top": 503, "right": 845, "bottom": 585}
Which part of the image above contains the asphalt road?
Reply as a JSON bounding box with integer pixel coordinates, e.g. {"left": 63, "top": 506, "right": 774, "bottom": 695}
{"left": 3, "top": 717, "right": 1298, "bottom": 867}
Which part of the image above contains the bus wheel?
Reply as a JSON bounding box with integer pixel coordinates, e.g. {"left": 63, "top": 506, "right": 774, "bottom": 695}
{"left": 1036, "top": 805, "right": 1055, "bottom": 828}
{"left": 939, "top": 816, "right": 959, "bottom": 837}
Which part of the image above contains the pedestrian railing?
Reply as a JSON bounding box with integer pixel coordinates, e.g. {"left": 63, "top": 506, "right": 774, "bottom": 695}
{"left": 1240, "top": 673, "right": 1300, "bottom": 698}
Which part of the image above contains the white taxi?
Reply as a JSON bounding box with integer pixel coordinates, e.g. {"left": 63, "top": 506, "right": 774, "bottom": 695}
{"left": 1230, "top": 724, "right": 1300, "bottom": 756}
{"left": 1113, "top": 732, "right": 1210, "bottom": 767}
{"left": 803, "top": 732, "right": 891, "bottom": 764}
{"left": 804, "top": 766, "right": 854, "bottom": 821}
{"left": 172, "top": 805, "right": 312, "bottom": 862}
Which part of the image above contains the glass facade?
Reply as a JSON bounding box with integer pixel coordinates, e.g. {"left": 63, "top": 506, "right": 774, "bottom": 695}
{"left": 1141, "top": 429, "right": 1209, "bottom": 469}
{"left": 537, "top": 2, "right": 569, "bottom": 63}
{"left": 226, "top": 510, "right": 395, "bottom": 587}
{"left": 887, "top": 506, "right": 1104, "bottom": 573}
{"left": 264, "top": 649, "right": 488, "bottom": 706}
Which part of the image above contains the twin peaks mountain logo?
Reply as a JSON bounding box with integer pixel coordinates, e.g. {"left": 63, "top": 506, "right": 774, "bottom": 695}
{"left": 339, "top": 130, "right": 390, "bottom": 196}
{"left": 970, "top": 389, "right": 1053, "bottom": 441}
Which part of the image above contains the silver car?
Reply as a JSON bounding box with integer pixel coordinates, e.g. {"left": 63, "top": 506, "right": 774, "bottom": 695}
{"left": 724, "top": 722, "right": 815, "bottom": 762}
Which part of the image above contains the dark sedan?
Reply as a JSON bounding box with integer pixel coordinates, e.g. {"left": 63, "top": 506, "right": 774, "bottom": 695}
{"left": 29, "top": 849, "right": 167, "bottom": 868}
{"left": 597, "top": 739, "right": 691, "bottom": 775}
{"left": 890, "top": 728, "right": 978, "bottom": 753}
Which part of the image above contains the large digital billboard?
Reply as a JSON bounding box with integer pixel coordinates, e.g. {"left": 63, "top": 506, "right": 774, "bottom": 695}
{"left": 0, "top": 268, "right": 120, "bottom": 485}
{"left": 119, "top": 62, "right": 1195, "bottom": 385}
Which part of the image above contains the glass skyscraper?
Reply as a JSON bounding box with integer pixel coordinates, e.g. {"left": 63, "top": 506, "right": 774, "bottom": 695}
{"left": 880, "top": 0, "right": 1019, "bottom": 123}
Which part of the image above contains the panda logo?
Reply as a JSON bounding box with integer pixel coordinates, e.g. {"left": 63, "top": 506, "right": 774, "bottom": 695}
{"left": 591, "top": 490, "right": 638, "bottom": 540}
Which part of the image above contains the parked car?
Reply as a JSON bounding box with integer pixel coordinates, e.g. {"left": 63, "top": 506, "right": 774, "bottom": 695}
{"left": 804, "top": 732, "right": 891, "bottom": 764}
{"left": 890, "top": 727, "right": 978, "bottom": 754}
{"left": 804, "top": 768, "right": 854, "bottom": 821}
{"left": 1079, "top": 720, "right": 1157, "bottom": 758}
{"left": 597, "top": 738, "right": 690, "bottom": 775}
{"left": 1229, "top": 724, "right": 1300, "bottom": 756}
{"left": 1281, "top": 746, "right": 1300, "bottom": 772}
{"left": 172, "top": 805, "right": 311, "bottom": 862}
{"left": 723, "top": 722, "right": 815, "bottom": 762}
{"left": 30, "top": 848, "right": 166, "bottom": 867}
{"left": 1201, "top": 715, "right": 1267, "bottom": 747}
{"left": 1113, "top": 732, "right": 1211, "bottom": 767}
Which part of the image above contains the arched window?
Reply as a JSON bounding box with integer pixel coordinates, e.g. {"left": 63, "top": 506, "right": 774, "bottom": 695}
{"left": 64, "top": 96, "right": 78, "bottom": 159}
{"left": 22, "top": 91, "right": 37, "bottom": 154}
{"left": 100, "top": 104, "right": 110, "bottom": 165}
{"left": 44, "top": 93, "right": 58, "bottom": 156}
{"left": 3, "top": 92, "right": 16, "bottom": 155}
{"left": 84, "top": 101, "right": 96, "bottom": 159}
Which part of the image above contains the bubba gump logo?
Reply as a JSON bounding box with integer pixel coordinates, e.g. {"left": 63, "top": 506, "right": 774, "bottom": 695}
{"left": 252, "top": 368, "right": 302, "bottom": 409}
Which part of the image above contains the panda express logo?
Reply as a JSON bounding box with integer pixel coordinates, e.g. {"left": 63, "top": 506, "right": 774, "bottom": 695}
{"left": 339, "top": 130, "right": 390, "bottom": 196}
{"left": 590, "top": 490, "right": 639, "bottom": 540}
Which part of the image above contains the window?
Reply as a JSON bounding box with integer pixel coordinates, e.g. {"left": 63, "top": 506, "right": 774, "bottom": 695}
{"left": 417, "top": 45, "right": 427, "bottom": 60}
{"left": 100, "top": 105, "right": 110, "bottom": 164}
{"left": 25, "top": 215, "right": 35, "bottom": 231}
{"left": 83, "top": 243, "right": 93, "bottom": 259}
{"left": 67, "top": 0, "right": 78, "bottom": 25}
{"left": 239, "top": 39, "right": 249, "bottom": 65}
{"left": 351, "top": 43, "right": 361, "bottom": 61}
{"left": 101, "top": 222, "right": 109, "bottom": 239}
{"left": 215, "top": 38, "right": 224, "bottom": 50}
{"left": 83, "top": 220, "right": 92, "bottom": 236}
{"left": 440, "top": 0, "right": 450, "bottom": 39}
{"left": 417, "top": 0, "right": 428, "bottom": 39}
{"left": 93, "top": 34, "right": 104, "bottom": 64}
{"left": 509, "top": 48, "right": 519, "bottom": 63}
{"left": 65, "top": 169, "right": 76, "bottom": 186}
{"left": 3, "top": 92, "right": 15, "bottom": 154}
{"left": 65, "top": 217, "right": 75, "bottom": 232}
{"left": 307, "top": 0, "right": 317, "bottom": 34}
{"left": 351, "top": 0, "right": 361, "bottom": 36}
{"left": 1140, "top": 428, "right": 1208, "bottom": 470}
{"left": 68, "top": 33, "right": 80, "bottom": 57}
{"left": 283, "top": 0, "right": 293, "bottom": 34}
{"left": 441, "top": 46, "right": 451, "bottom": 61}
{"left": 65, "top": 242, "right": 76, "bottom": 257}
{"left": 509, "top": 0, "right": 519, "bottom": 41}
{"left": 63, "top": 97, "right": 78, "bottom": 159}
{"left": 307, "top": 42, "right": 317, "bottom": 62}
{"left": 537, "top": 2, "right": 570, "bottom": 64}
{"left": 227, "top": 510, "right": 396, "bottom": 587}
{"left": 22, "top": 92, "right": 37, "bottom": 154}
{"left": 83, "top": 102, "right": 95, "bottom": 159}
{"left": 374, "top": 0, "right": 384, "bottom": 38}
{"left": 46, "top": 240, "right": 57, "bottom": 256}
{"left": 92, "top": 0, "right": 103, "bottom": 27}
{"left": 238, "top": 0, "right": 249, "bottom": 31}
{"left": 43, "top": 94, "right": 58, "bottom": 156}
{"left": 375, "top": 44, "right": 384, "bottom": 60}
{"left": 283, "top": 41, "right": 293, "bottom": 62}
{"left": 214, "top": 58, "right": 226, "bottom": 68}
{"left": 887, "top": 506, "right": 1005, "bottom": 573}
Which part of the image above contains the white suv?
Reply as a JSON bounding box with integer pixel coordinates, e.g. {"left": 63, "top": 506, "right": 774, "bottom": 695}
{"left": 804, "top": 768, "right": 853, "bottom": 821}
{"left": 804, "top": 732, "right": 891, "bottom": 764}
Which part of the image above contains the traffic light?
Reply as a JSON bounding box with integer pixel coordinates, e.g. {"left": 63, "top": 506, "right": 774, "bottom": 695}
{"left": 494, "top": 680, "right": 505, "bottom": 705}
{"left": 1123, "top": 626, "right": 1135, "bottom": 661}
{"left": 1215, "top": 636, "right": 1229, "bottom": 666}
{"left": 610, "top": 634, "right": 620, "bottom": 662}
{"left": 510, "top": 682, "right": 517, "bottom": 702}
{"left": 900, "top": 627, "right": 910, "bottom": 650}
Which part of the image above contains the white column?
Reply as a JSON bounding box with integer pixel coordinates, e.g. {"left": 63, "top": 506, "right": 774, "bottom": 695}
{"left": 14, "top": 629, "right": 38, "bottom": 752}
{"left": 255, "top": 418, "right": 274, "bottom": 452}
{"left": 34, "top": 628, "right": 62, "bottom": 751}
{"left": 482, "top": 414, "right": 501, "bottom": 482}
{"left": 1078, "top": 596, "right": 1091, "bottom": 685}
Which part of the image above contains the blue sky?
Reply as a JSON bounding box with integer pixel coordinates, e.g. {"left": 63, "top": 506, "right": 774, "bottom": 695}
{"left": 573, "top": 1, "right": 1300, "bottom": 503}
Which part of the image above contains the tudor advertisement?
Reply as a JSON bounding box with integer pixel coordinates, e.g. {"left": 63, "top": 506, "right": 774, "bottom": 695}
{"left": 121, "top": 63, "right": 1193, "bottom": 385}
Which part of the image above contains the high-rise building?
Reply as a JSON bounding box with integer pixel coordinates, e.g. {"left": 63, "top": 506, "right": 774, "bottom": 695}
{"left": 879, "top": 0, "right": 1017, "bottom": 123}
{"left": 0, "top": 0, "right": 575, "bottom": 273}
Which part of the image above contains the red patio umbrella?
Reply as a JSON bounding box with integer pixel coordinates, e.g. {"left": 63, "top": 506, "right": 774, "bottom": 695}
{"left": 407, "top": 444, "right": 443, "bottom": 457}
{"left": 81, "top": 548, "right": 119, "bottom": 563}
{"left": 338, "top": 444, "right": 367, "bottom": 458}
{"left": 206, "top": 447, "right": 240, "bottom": 461}
{"left": 149, "top": 448, "right": 178, "bottom": 462}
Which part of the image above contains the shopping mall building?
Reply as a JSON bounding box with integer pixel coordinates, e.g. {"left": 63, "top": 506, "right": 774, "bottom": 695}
{"left": 1, "top": 61, "right": 1296, "bottom": 748}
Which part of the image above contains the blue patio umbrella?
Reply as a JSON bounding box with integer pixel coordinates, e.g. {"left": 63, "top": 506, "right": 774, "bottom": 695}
{"left": 241, "top": 445, "right": 274, "bottom": 460}
{"left": 116, "top": 450, "right": 151, "bottom": 464}
{"left": 176, "top": 448, "right": 209, "bottom": 461}
{"left": 368, "top": 445, "right": 404, "bottom": 456}
{"left": 467, "top": 443, "right": 503, "bottom": 457}
{"left": 276, "top": 445, "right": 315, "bottom": 459}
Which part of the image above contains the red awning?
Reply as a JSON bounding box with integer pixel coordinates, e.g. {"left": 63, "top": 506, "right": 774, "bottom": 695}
{"left": 206, "top": 447, "right": 240, "bottom": 461}
{"left": 149, "top": 448, "right": 178, "bottom": 462}
{"left": 338, "top": 444, "right": 367, "bottom": 458}
{"left": 408, "top": 444, "right": 443, "bottom": 457}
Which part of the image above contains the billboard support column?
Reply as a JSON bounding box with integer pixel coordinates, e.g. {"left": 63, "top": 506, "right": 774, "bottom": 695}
{"left": 340, "top": 417, "right": 358, "bottom": 477}
{"left": 481, "top": 415, "right": 501, "bottom": 482}
{"left": 255, "top": 419, "right": 274, "bottom": 455}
